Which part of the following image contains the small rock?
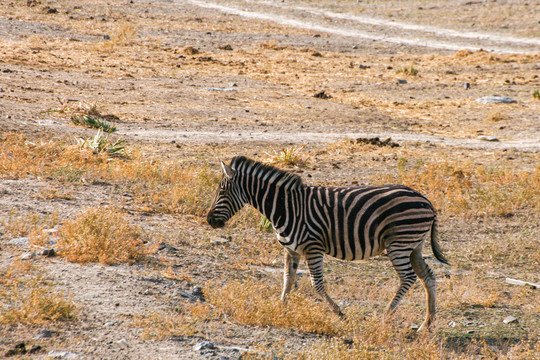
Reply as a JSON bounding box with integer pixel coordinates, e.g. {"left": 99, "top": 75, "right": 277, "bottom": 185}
{"left": 210, "top": 236, "right": 229, "bottom": 245}
{"left": 313, "top": 90, "right": 331, "bottom": 99}
{"left": 181, "top": 285, "right": 205, "bottom": 302}
{"left": 461, "top": 82, "right": 471, "bottom": 89}
{"left": 5, "top": 342, "right": 27, "bottom": 356}
{"left": 104, "top": 322, "right": 115, "bottom": 326}
{"left": 34, "top": 329, "right": 59, "bottom": 339}
{"left": 115, "top": 339, "right": 128, "bottom": 348}
{"left": 219, "top": 44, "right": 233, "bottom": 50}
{"left": 448, "top": 321, "right": 458, "bottom": 327}
{"left": 48, "top": 350, "right": 80, "bottom": 359}
{"left": 9, "top": 237, "right": 30, "bottom": 246}
{"left": 503, "top": 316, "right": 518, "bottom": 324}
{"left": 182, "top": 46, "right": 199, "bottom": 55}
{"left": 477, "top": 135, "right": 499, "bottom": 142}
{"left": 21, "top": 252, "right": 35, "bottom": 260}
{"left": 475, "top": 95, "right": 517, "bottom": 104}
{"left": 43, "top": 6, "right": 58, "bottom": 14}
{"left": 28, "top": 345, "right": 42, "bottom": 354}
{"left": 397, "top": 79, "right": 407, "bottom": 84}
{"left": 158, "top": 242, "right": 178, "bottom": 252}
{"left": 103, "top": 35, "right": 110, "bottom": 40}
{"left": 42, "top": 248, "right": 56, "bottom": 257}
{"left": 229, "top": 82, "right": 237, "bottom": 87}
{"left": 193, "top": 341, "right": 216, "bottom": 351}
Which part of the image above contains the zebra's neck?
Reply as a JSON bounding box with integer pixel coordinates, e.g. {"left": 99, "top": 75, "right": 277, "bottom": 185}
{"left": 231, "top": 156, "right": 304, "bottom": 230}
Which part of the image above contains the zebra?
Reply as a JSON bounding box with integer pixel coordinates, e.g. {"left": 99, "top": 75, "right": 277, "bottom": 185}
{"left": 207, "top": 156, "right": 449, "bottom": 330}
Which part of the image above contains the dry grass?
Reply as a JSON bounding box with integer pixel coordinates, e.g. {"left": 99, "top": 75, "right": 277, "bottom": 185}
{"left": 1, "top": 210, "right": 60, "bottom": 241}
{"left": 265, "top": 144, "right": 311, "bottom": 168}
{"left": 134, "top": 310, "right": 199, "bottom": 340}
{"left": 0, "top": 262, "right": 76, "bottom": 325}
{"left": 202, "top": 279, "right": 342, "bottom": 336}
{"left": 0, "top": 133, "right": 219, "bottom": 216}
{"left": 380, "top": 160, "right": 540, "bottom": 217}
{"left": 57, "top": 206, "right": 144, "bottom": 265}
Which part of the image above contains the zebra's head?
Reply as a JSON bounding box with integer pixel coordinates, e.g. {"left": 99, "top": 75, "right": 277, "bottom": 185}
{"left": 207, "top": 160, "right": 246, "bottom": 229}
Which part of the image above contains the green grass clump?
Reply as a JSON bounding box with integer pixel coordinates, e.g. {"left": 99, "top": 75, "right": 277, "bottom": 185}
{"left": 71, "top": 114, "right": 117, "bottom": 133}
{"left": 396, "top": 64, "right": 419, "bottom": 76}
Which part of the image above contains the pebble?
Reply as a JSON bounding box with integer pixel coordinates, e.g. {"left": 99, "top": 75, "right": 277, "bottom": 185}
{"left": 180, "top": 285, "right": 205, "bottom": 302}
{"left": 477, "top": 135, "right": 499, "bottom": 142}
{"left": 397, "top": 79, "right": 407, "bottom": 84}
{"left": 47, "top": 350, "right": 80, "bottom": 359}
{"left": 103, "top": 35, "right": 110, "bottom": 40}
{"left": 9, "top": 237, "right": 30, "bottom": 246}
{"left": 210, "top": 236, "right": 230, "bottom": 245}
{"left": 475, "top": 95, "right": 516, "bottom": 104}
{"left": 204, "top": 87, "right": 236, "bottom": 92}
{"left": 193, "top": 341, "right": 216, "bottom": 351}
{"left": 503, "top": 316, "right": 518, "bottom": 324}
{"left": 42, "top": 248, "right": 56, "bottom": 257}
{"left": 21, "top": 252, "right": 35, "bottom": 260}
{"left": 115, "top": 339, "right": 128, "bottom": 348}
{"left": 34, "top": 329, "right": 59, "bottom": 339}
{"left": 461, "top": 82, "right": 471, "bottom": 89}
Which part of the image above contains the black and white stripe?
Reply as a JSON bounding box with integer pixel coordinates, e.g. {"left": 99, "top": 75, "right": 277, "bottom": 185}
{"left": 207, "top": 156, "right": 449, "bottom": 330}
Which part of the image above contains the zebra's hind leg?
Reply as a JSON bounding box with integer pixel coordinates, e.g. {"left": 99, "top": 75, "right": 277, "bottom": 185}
{"left": 410, "top": 246, "right": 437, "bottom": 331}
{"left": 280, "top": 248, "right": 301, "bottom": 303}
{"left": 305, "top": 251, "right": 344, "bottom": 317}
{"left": 385, "top": 247, "right": 418, "bottom": 316}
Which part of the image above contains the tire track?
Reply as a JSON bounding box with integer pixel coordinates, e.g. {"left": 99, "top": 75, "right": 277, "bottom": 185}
{"left": 187, "top": 0, "right": 540, "bottom": 54}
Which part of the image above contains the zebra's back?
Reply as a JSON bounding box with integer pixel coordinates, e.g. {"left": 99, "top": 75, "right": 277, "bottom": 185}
{"left": 306, "top": 185, "right": 436, "bottom": 261}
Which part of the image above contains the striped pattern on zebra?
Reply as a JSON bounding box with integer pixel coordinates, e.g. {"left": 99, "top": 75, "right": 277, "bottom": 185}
{"left": 207, "top": 156, "right": 449, "bottom": 330}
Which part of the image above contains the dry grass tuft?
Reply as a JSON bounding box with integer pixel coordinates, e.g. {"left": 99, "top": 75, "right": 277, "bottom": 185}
{"left": 0, "top": 263, "right": 76, "bottom": 325}
{"left": 382, "top": 160, "right": 540, "bottom": 217}
{"left": 0, "top": 133, "right": 218, "bottom": 216}
{"left": 266, "top": 144, "right": 311, "bottom": 168}
{"left": 1, "top": 210, "right": 60, "bottom": 241}
{"left": 202, "top": 279, "right": 342, "bottom": 335}
{"left": 58, "top": 206, "right": 144, "bottom": 265}
{"left": 134, "top": 310, "right": 199, "bottom": 340}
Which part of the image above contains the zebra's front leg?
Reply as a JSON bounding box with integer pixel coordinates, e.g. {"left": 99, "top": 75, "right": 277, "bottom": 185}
{"left": 280, "top": 248, "right": 300, "bottom": 303}
{"left": 306, "top": 251, "right": 344, "bottom": 317}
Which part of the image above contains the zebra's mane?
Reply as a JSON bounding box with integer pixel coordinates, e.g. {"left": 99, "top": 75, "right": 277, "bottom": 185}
{"left": 230, "top": 156, "right": 303, "bottom": 189}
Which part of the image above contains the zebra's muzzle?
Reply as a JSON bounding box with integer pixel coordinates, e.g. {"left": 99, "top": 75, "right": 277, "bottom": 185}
{"left": 207, "top": 211, "right": 226, "bottom": 229}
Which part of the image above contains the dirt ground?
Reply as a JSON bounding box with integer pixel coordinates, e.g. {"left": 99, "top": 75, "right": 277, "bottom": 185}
{"left": 0, "top": 0, "right": 539, "bottom": 359}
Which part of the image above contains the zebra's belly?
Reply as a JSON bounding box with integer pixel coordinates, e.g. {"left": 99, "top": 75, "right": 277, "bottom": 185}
{"left": 325, "top": 236, "right": 385, "bottom": 261}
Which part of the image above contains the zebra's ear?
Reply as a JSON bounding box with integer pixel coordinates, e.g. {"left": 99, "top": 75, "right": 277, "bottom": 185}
{"left": 221, "top": 161, "right": 235, "bottom": 179}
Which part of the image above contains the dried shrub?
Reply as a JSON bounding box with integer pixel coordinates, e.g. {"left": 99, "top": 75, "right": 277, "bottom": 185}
{"left": 134, "top": 311, "right": 199, "bottom": 340}
{"left": 381, "top": 160, "right": 540, "bottom": 217}
{"left": 58, "top": 207, "right": 144, "bottom": 265}
{"left": 0, "top": 263, "right": 76, "bottom": 325}
{"left": 266, "top": 144, "right": 310, "bottom": 168}
{"left": 0, "top": 133, "right": 218, "bottom": 216}
{"left": 202, "top": 279, "right": 342, "bottom": 335}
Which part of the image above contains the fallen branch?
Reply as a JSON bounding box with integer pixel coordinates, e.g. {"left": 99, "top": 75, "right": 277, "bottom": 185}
{"left": 505, "top": 278, "right": 539, "bottom": 289}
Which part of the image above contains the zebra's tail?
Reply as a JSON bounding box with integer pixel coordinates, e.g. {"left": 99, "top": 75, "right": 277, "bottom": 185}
{"left": 431, "top": 216, "right": 450, "bottom": 265}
